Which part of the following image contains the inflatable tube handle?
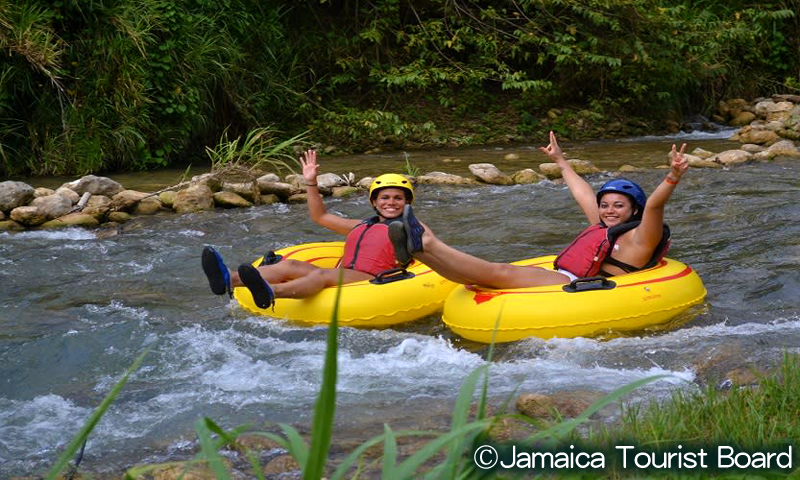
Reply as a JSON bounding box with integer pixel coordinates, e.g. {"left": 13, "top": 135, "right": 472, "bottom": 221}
{"left": 562, "top": 276, "right": 616, "bottom": 293}
{"left": 370, "top": 268, "right": 415, "bottom": 285}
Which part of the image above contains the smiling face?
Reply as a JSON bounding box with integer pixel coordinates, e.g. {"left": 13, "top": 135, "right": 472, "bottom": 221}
{"left": 598, "top": 192, "right": 636, "bottom": 227}
{"left": 371, "top": 187, "right": 409, "bottom": 220}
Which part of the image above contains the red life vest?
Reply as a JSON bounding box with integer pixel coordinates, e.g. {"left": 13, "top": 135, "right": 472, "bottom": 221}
{"left": 554, "top": 221, "right": 670, "bottom": 278}
{"left": 339, "top": 217, "right": 397, "bottom": 276}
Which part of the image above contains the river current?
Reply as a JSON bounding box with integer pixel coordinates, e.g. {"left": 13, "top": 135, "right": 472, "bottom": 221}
{"left": 2, "top": 130, "right": 800, "bottom": 476}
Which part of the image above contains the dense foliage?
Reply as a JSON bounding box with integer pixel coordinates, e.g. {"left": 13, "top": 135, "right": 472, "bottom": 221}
{"left": 1, "top": 0, "right": 798, "bottom": 176}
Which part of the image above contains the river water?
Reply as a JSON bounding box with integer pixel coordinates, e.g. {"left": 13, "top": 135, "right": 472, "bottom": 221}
{"left": 2, "top": 130, "right": 800, "bottom": 476}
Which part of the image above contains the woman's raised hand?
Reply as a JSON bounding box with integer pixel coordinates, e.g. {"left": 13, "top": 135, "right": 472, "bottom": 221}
{"left": 669, "top": 143, "right": 689, "bottom": 178}
{"left": 538, "top": 131, "right": 565, "bottom": 162}
{"left": 300, "top": 149, "right": 319, "bottom": 184}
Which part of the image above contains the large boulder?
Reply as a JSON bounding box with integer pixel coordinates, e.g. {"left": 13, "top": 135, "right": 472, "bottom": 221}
{"left": 61, "top": 175, "right": 124, "bottom": 197}
{"left": 31, "top": 194, "right": 73, "bottom": 220}
{"left": 712, "top": 149, "right": 753, "bottom": 166}
{"left": 729, "top": 111, "right": 756, "bottom": 126}
{"left": 468, "top": 163, "right": 514, "bottom": 185}
{"left": 222, "top": 182, "right": 259, "bottom": 202}
{"left": 213, "top": 191, "right": 252, "bottom": 208}
{"left": 173, "top": 184, "right": 215, "bottom": 214}
{"left": 55, "top": 187, "right": 80, "bottom": 205}
{"left": 539, "top": 159, "right": 600, "bottom": 179}
{"left": 10, "top": 206, "right": 47, "bottom": 226}
{"left": 258, "top": 179, "right": 297, "bottom": 199}
{"left": 511, "top": 169, "right": 545, "bottom": 184}
{"left": 731, "top": 126, "right": 780, "bottom": 145}
{"left": 754, "top": 100, "right": 793, "bottom": 122}
{"left": 0, "top": 181, "right": 35, "bottom": 212}
{"left": 753, "top": 140, "right": 800, "bottom": 161}
{"left": 34, "top": 187, "right": 55, "bottom": 198}
{"left": 111, "top": 190, "right": 148, "bottom": 212}
{"left": 317, "top": 172, "right": 348, "bottom": 189}
{"left": 82, "top": 195, "right": 113, "bottom": 219}
{"left": 133, "top": 196, "right": 163, "bottom": 215}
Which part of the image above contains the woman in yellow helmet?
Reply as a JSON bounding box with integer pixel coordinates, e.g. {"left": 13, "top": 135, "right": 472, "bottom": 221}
{"left": 202, "top": 149, "right": 413, "bottom": 309}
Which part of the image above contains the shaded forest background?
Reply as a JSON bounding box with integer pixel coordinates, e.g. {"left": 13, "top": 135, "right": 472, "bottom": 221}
{"left": 1, "top": 0, "right": 798, "bottom": 177}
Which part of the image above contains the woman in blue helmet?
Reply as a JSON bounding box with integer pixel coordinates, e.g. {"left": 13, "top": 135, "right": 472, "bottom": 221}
{"left": 388, "top": 131, "right": 689, "bottom": 288}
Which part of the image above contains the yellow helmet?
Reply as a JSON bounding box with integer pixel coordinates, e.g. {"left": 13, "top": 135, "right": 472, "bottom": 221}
{"left": 368, "top": 174, "right": 414, "bottom": 203}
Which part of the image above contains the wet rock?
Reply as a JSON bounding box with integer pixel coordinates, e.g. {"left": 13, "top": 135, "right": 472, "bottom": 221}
{"left": 214, "top": 191, "right": 252, "bottom": 208}
{"left": 0, "top": 220, "right": 24, "bottom": 231}
{"left": 732, "top": 125, "right": 780, "bottom": 145}
{"left": 258, "top": 181, "right": 296, "bottom": 199}
{"left": 730, "top": 111, "right": 756, "bottom": 126}
{"left": 0, "top": 181, "right": 35, "bottom": 212}
{"left": 133, "top": 196, "right": 163, "bottom": 215}
{"left": 82, "top": 195, "right": 112, "bottom": 218}
{"left": 190, "top": 173, "right": 221, "bottom": 192}
{"left": 159, "top": 191, "right": 176, "bottom": 208}
{"left": 228, "top": 433, "right": 284, "bottom": 454}
{"left": 222, "top": 182, "right": 259, "bottom": 202}
{"left": 31, "top": 193, "right": 73, "bottom": 220}
{"left": 356, "top": 177, "right": 374, "bottom": 189}
{"left": 10, "top": 206, "right": 47, "bottom": 226}
{"left": 260, "top": 194, "right": 279, "bottom": 205}
{"left": 108, "top": 211, "right": 133, "bottom": 223}
{"left": 287, "top": 193, "right": 308, "bottom": 204}
{"left": 173, "top": 184, "right": 215, "bottom": 214}
{"left": 720, "top": 368, "right": 763, "bottom": 388}
{"left": 753, "top": 140, "right": 800, "bottom": 161}
{"left": 618, "top": 164, "right": 641, "bottom": 172}
{"left": 256, "top": 173, "right": 280, "bottom": 184}
{"left": 469, "top": 163, "right": 514, "bottom": 185}
{"left": 773, "top": 94, "right": 800, "bottom": 103}
{"left": 317, "top": 172, "right": 348, "bottom": 189}
{"left": 725, "top": 98, "right": 751, "bottom": 118}
{"left": 332, "top": 186, "right": 359, "bottom": 197}
{"left": 34, "top": 187, "right": 55, "bottom": 197}
{"left": 55, "top": 187, "right": 80, "bottom": 204}
{"left": 0, "top": 210, "right": 4, "bottom": 220}
{"left": 691, "top": 148, "right": 714, "bottom": 159}
{"left": 539, "top": 159, "right": 600, "bottom": 179}
{"left": 517, "top": 390, "right": 605, "bottom": 419}
{"left": 111, "top": 190, "right": 148, "bottom": 212}
{"left": 61, "top": 175, "right": 124, "bottom": 197}
{"left": 740, "top": 143, "right": 766, "bottom": 153}
{"left": 324, "top": 145, "right": 337, "bottom": 154}
{"left": 40, "top": 213, "right": 100, "bottom": 229}
{"left": 416, "top": 172, "right": 475, "bottom": 185}
{"left": 687, "top": 156, "right": 724, "bottom": 169}
{"left": 511, "top": 168, "right": 545, "bottom": 184}
{"left": 148, "top": 461, "right": 232, "bottom": 480}
{"left": 712, "top": 149, "right": 753, "bottom": 166}
{"left": 263, "top": 454, "right": 300, "bottom": 475}
{"left": 504, "top": 153, "right": 521, "bottom": 161}
{"left": 754, "top": 100, "right": 793, "bottom": 122}
{"left": 778, "top": 129, "right": 800, "bottom": 140}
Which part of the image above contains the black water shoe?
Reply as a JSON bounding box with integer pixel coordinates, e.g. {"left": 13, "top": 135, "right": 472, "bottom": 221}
{"left": 202, "top": 246, "right": 231, "bottom": 295}
{"left": 389, "top": 221, "right": 412, "bottom": 265}
{"left": 238, "top": 264, "right": 275, "bottom": 310}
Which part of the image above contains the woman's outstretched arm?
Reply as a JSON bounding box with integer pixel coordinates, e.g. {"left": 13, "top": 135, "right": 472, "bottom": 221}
{"left": 300, "top": 149, "right": 359, "bottom": 235}
{"left": 539, "top": 131, "right": 600, "bottom": 224}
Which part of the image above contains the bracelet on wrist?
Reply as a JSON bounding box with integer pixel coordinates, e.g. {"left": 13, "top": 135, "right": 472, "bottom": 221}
{"left": 665, "top": 175, "right": 679, "bottom": 185}
{"left": 306, "top": 183, "right": 318, "bottom": 187}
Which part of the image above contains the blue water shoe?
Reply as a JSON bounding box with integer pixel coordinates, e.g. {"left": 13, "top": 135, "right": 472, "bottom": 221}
{"left": 202, "top": 246, "right": 231, "bottom": 295}
{"left": 401, "top": 205, "right": 424, "bottom": 255}
{"left": 238, "top": 264, "right": 275, "bottom": 310}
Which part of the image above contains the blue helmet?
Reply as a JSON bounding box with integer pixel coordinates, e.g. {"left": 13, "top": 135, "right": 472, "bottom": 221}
{"left": 596, "top": 179, "right": 647, "bottom": 212}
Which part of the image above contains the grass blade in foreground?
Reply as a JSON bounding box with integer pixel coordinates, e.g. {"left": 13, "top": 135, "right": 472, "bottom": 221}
{"left": 303, "top": 268, "right": 345, "bottom": 479}
{"left": 47, "top": 349, "right": 150, "bottom": 480}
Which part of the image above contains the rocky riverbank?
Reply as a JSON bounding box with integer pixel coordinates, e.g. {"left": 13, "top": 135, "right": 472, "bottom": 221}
{"left": 2, "top": 96, "right": 799, "bottom": 233}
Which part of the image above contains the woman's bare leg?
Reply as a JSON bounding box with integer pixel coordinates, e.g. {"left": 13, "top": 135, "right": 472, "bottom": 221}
{"left": 271, "top": 268, "right": 373, "bottom": 299}
{"left": 416, "top": 225, "right": 569, "bottom": 288}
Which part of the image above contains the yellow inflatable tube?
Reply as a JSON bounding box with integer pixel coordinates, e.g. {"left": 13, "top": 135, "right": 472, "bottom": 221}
{"left": 443, "top": 256, "right": 707, "bottom": 343}
{"left": 234, "top": 242, "right": 457, "bottom": 327}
